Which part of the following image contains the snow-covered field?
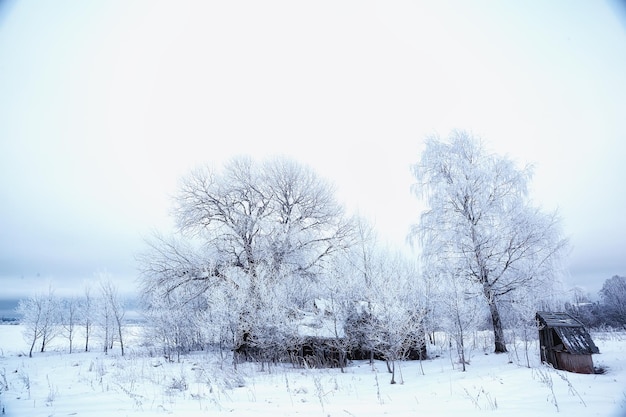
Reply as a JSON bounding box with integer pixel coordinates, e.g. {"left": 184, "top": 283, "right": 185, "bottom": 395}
{"left": 0, "top": 325, "right": 624, "bottom": 416}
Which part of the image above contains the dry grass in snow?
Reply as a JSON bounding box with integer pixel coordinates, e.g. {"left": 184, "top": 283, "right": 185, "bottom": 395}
{"left": 0, "top": 325, "right": 625, "bottom": 416}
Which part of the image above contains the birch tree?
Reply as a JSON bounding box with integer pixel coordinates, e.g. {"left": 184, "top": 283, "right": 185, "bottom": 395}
{"left": 81, "top": 285, "right": 94, "bottom": 352}
{"left": 17, "top": 287, "right": 60, "bottom": 357}
{"left": 61, "top": 297, "right": 79, "bottom": 354}
{"left": 410, "top": 130, "right": 568, "bottom": 353}
{"left": 17, "top": 293, "right": 46, "bottom": 358}
{"left": 100, "top": 290, "right": 113, "bottom": 354}
{"left": 100, "top": 279, "right": 126, "bottom": 356}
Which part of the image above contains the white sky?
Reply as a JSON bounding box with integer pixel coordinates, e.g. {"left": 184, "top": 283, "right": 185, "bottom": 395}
{"left": 1, "top": 1, "right": 625, "bottom": 298}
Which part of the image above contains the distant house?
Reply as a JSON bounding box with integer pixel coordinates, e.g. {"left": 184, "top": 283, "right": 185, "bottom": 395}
{"left": 293, "top": 299, "right": 348, "bottom": 368}
{"left": 234, "top": 299, "right": 426, "bottom": 369}
{"left": 536, "top": 311, "right": 599, "bottom": 374}
{"left": 234, "top": 299, "right": 349, "bottom": 368}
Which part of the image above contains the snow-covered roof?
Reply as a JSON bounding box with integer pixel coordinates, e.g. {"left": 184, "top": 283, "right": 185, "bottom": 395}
{"left": 296, "top": 299, "right": 345, "bottom": 338}
{"left": 297, "top": 312, "right": 344, "bottom": 339}
{"left": 536, "top": 311, "right": 584, "bottom": 328}
{"left": 536, "top": 312, "right": 599, "bottom": 355}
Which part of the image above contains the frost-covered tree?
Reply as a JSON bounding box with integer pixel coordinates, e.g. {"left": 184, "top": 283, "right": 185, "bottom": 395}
{"left": 599, "top": 275, "right": 626, "bottom": 328}
{"left": 410, "top": 131, "right": 568, "bottom": 353}
{"left": 17, "top": 286, "right": 60, "bottom": 357}
{"left": 434, "top": 265, "right": 484, "bottom": 371}
{"left": 234, "top": 268, "right": 305, "bottom": 367}
{"left": 365, "top": 254, "right": 426, "bottom": 383}
{"left": 142, "top": 275, "right": 213, "bottom": 361}
{"left": 139, "top": 156, "right": 354, "bottom": 355}
{"left": 340, "top": 218, "right": 380, "bottom": 362}
{"left": 17, "top": 294, "right": 46, "bottom": 358}
{"left": 100, "top": 279, "right": 126, "bottom": 356}
{"left": 340, "top": 221, "right": 427, "bottom": 381}
{"left": 174, "top": 156, "right": 352, "bottom": 280}
{"left": 61, "top": 297, "right": 80, "bottom": 354}
{"left": 81, "top": 284, "right": 95, "bottom": 352}
{"left": 99, "top": 290, "right": 113, "bottom": 354}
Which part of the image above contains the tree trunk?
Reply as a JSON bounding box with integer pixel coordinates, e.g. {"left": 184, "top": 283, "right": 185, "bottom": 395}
{"left": 104, "top": 324, "right": 109, "bottom": 354}
{"left": 117, "top": 324, "right": 124, "bottom": 356}
{"left": 456, "top": 308, "right": 467, "bottom": 371}
{"left": 487, "top": 298, "right": 507, "bottom": 353}
{"left": 40, "top": 332, "right": 47, "bottom": 353}
{"left": 29, "top": 336, "right": 37, "bottom": 358}
{"left": 480, "top": 278, "right": 508, "bottom": 353}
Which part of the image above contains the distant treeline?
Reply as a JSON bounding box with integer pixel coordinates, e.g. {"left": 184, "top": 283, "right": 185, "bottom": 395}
{"left": 0, "top": 298, "right": 20, "bottom": 321}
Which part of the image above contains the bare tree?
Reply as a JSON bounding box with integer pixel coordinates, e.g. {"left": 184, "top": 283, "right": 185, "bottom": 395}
{"left": 142, "top": 280, "right": 211, "bottom": 362}
{"left": 341, "top": 219, "right": 388, "bottom": 364}
{"left": 171, "top": 156, "right": 354, "bottom": 280}
{"left": 38, "top": 288, "right": 60, "bottom": 353}
{"left": 100, "top": 279, "right": 126, "bottom": 356}
{"left": 365, "top": 252, "right": 426, "bottom": 383}
{"left": 61, "top": 297, "right": 80, "bottom": 354}
{"left": 100, "top": 290, "right": 113, "bottom": 354}
{"left": 410, "top": 130, "right": 568, "bottom": 353}
{"left": 17, "top": 286, "right": 60, "bottom": 357}
{"left": 435, "top": 266, "right": 484, "bottom": 371}
{"left": 81, "top": 284, "right": 94, "bottom": 352}
{"left": 341, "top": 228, "right": 427, "bottom": 382}
{"left": 17, "top": 293, "right": 45, "bottom": 358}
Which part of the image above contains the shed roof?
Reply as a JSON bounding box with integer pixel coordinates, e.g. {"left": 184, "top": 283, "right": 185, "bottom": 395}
{"left": 536, "top": 312, "right": 599, "bottom": 355}
{"left": 553, "top": 326, "right": 599, "bottom": 354}
{"left": 536, "top": 311, "right": 584, "bottom": 327}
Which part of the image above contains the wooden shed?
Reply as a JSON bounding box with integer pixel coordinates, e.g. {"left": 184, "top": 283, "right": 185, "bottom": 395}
{"left": 536, "top": 311, "right": 599, "bottom": 374}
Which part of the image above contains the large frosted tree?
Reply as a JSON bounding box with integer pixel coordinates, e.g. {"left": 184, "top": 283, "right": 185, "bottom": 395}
{"left": 410, "top": 131, "right": 567, "bottom": 353}
{"left": 139, "top": 156, "right": 354, "bottom": 353}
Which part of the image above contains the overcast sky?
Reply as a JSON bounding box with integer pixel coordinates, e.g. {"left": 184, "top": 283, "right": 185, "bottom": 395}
{"left": 1, "top": 1, "right": 625, "bottom": 298}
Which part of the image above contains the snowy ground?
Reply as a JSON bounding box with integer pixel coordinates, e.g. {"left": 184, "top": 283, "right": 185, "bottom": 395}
{"left": 0, "top": 325, "right": 624, "bottom": 416}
